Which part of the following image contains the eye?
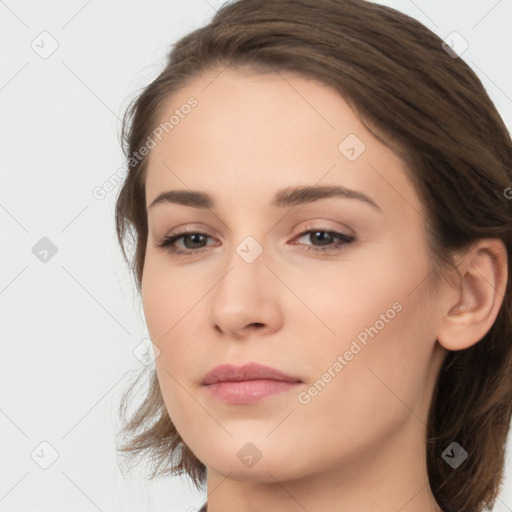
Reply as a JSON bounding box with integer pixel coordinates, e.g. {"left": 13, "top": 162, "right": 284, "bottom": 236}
{"left": 291, "top": 229, "right": 355, "bottom": 254}
{"left": 155, "top": 228, "right": 356, "bottom": 257}
{"left": 156, "top": 230, "right": 216, "bottom": 256}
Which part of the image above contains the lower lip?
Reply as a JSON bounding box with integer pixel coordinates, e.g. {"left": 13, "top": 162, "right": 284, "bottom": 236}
{"left": 202, "top": 379, "right": 301, "bottom": 404}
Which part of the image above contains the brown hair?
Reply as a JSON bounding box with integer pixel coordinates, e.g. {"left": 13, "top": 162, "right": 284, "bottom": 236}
{"left": 115, "top": 1, "right": 512, "bottom": 511}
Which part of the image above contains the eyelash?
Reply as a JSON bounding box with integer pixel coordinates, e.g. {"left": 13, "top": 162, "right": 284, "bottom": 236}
{"left": 156, "top": 228, "right": 356, "bottom": 257}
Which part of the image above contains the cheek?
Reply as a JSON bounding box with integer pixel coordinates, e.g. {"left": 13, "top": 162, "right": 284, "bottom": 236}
{"left": 141, "top": 259, "right": 204, "bottom": 429}
{"left": 141, "top": 249, "right": 217, "bottom": 390}
{"left": 141, "top": 268, "right": 170, "bottom": 341}
{"left": 300, "top": 239, "right": 437, "bottom": 405}
{"left": 287, "top": 243, "right": 414, "bottom": 344}
{"left": 141, "top": 248, "right": 201, "bottom": 338}
{"left": 290, "top": 284, "right": 438, "bottom": 467}
{"left": 322, "top": 232, "right": 432, "bottom": 342}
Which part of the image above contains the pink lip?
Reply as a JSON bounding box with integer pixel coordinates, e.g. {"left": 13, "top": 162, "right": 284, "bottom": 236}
{"left": 201, "top": 363, "right": 302, "bottom": 404}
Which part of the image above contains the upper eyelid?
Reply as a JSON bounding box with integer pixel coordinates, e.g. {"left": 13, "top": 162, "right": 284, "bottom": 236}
{"left": 164, "top": 219, "right": 354, "bottom": 237}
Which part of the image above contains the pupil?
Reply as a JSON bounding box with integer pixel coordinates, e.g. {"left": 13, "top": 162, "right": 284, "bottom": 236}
{"left": 187, "top": 234, "right": 205, "bottom": 248}
{"left": 313, "top": 231, "right": 332, "bottom": 246}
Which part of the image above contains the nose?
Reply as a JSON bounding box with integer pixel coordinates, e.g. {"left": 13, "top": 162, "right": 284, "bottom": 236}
{"left": 209, "top": 250, "right": 284, "bottom": 340}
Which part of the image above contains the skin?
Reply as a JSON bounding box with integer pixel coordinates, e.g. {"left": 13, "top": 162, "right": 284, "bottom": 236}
{"left": 141, "top": 67, "right": 507, "bottom": 512}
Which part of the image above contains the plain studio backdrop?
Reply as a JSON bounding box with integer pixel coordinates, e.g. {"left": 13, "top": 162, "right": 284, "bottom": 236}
{"left": 1, "top": 1, "right": 511, "bottom": 511}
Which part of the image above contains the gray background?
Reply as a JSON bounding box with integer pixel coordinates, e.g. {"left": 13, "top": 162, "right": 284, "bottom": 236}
{"left": 1, "top": 0, "right": 511, "bottom": 510}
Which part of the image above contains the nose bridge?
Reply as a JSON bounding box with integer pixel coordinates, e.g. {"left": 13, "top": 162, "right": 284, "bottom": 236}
{"left": 217, "top": 231, "right": 270, "bottom": 302}
{"left": 209, "top": 230, "right": 282, "bottom": 335}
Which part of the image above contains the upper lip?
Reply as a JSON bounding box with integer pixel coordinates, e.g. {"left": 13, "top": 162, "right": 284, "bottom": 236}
{"left": 201, "top": 363, "right": 302, "bottom": 385}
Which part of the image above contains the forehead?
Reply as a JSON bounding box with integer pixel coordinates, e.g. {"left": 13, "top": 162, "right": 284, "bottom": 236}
{"left": 144, "top": 67, "right": 422, "bottom": 218}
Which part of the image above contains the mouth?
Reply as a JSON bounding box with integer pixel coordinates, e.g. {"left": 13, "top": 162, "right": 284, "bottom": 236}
{"left": 203, "top": 380, "right": 302, "bottom": 404}
{"left": 200, "top": 362, "right": 303, "bottom": 404}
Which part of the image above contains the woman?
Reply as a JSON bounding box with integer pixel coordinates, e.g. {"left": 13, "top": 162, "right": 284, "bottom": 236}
{"left": 115, "top": 1, "right": 512, "bottom": 511}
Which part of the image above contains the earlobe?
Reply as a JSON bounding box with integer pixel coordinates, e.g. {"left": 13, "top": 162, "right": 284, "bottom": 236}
{"left": 437, "top": 239, "right": 508, "bottom": 352}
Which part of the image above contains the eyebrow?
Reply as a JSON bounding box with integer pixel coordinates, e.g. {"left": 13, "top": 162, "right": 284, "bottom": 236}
{"left": 147, "top": 185, "right": 381, "bottom": 212}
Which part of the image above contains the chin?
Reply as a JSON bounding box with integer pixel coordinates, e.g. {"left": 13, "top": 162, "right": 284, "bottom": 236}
{"left": 192, "top": 436, "right": 312, "bottom": 483}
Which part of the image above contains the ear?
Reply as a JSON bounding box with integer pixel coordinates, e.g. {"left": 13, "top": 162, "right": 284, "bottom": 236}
{"left": 437, "top": 238, "right": 508, "bottom": 351}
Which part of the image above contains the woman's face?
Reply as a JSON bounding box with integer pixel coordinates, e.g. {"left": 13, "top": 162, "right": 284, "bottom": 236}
{"left": 142, "top": 67, "right": 448, "bottom": 483}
